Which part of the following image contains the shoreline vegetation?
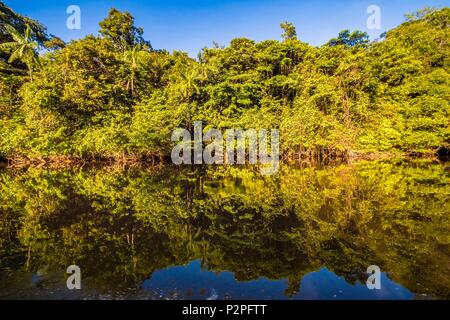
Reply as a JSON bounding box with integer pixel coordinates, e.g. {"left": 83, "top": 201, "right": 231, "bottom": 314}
{"left": 0, "top": 4, "right": 449, "bottom": 167}
{"left": 0, "top": 150, "right": 443, "bottom": 170}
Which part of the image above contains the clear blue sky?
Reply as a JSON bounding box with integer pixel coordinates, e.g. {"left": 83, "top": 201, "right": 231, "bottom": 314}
{"left": 4, "top": 0, "right": 450, "bottom": 57}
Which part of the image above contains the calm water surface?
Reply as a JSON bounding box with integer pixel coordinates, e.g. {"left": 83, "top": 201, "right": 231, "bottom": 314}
{"left": 0, "top": 160, "right": 448, "bottom": 300}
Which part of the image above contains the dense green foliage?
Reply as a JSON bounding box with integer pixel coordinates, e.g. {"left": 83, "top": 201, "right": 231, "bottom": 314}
{"left": 0, "top": 4, "right": 449, "bottom": 161}
{"left": 0, "top": 161, "right": 448, "bottom": 298}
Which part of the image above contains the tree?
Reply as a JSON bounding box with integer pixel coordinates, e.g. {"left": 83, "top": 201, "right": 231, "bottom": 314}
{"left": 0, "top": 2, "right": 48, "bottom": 44}
{"left": 123, "top": 44, "right": 141, "bottom": 97}
{"left": 0, "top": 24, "right": 40, "bottom": 81}
{"left": 1, "top": 4, "right": 449, "bottom": 160}
{"left": 179, "top": 67, "right": 201, "bottom": 103}
{"left": 0, "top": 2, "right": 48, "bottom": 69}
{"left": 176, "top": 65, "right": 201, "bottom": 130}
{"left": 44, "top": 37, "right": 66, "bottom": 50}
{"left": 405, "top": 7, "right": 437, "bottom": 21}
{"left": 280, "top": 22, "right": 297, "bottom": 41}
{"left": 99, "top": 9, "right": 151, "bottom": 51}
{"left": 327, "top": 30, "right": 369, "bottom": 47}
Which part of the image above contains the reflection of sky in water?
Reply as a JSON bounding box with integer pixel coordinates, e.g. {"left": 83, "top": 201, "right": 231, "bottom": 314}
{"left": 142, "top": 260, "right": 413, "bottom": 300}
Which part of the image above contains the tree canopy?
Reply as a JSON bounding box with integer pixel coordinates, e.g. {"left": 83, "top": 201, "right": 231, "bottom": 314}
{"left": 0, "top": 4, "right": 448, "bottom": 163}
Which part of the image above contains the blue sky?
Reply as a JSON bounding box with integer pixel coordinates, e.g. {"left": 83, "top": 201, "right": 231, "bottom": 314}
{"left": 4, "top": 0, "right": 450, "bottom": 57}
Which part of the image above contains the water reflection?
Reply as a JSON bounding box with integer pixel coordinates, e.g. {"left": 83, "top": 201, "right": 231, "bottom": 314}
{"left": 143, "top": 260, "right": 413, "bottom": 300}
{"left": 0, "top": 160, "right": 448, "bottom": 300}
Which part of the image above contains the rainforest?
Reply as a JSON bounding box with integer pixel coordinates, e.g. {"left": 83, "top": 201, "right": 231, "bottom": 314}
{"left": 0, "top": 4, "right": 448, "bottom": 164}
{"left": 0, "top": 1, "right": 449, "bottom": 301}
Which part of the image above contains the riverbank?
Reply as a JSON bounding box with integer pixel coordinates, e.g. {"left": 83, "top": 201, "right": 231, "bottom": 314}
{"left": 1, "top": 149, "right": 445, "bottom": 169}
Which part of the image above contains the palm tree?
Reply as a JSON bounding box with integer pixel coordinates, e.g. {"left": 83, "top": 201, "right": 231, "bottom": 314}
{"left": 123, "top": 44, "right": 142, "bottom": 97}
{"left": 180, "top": 67, "right": 200, "bottom": 103}
{"left": 0, "top": 24, "right": 40, "bottom": 81}
{"left": 178, "top": 66, "right": 201, "bottom": 131}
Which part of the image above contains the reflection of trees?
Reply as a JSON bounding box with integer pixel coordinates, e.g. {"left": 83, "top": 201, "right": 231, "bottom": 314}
{"left": 0, "top": 161, "right": 448, "bottom": 298}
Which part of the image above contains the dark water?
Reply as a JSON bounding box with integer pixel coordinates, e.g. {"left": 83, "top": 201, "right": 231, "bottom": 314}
{"left": 0, "top": 160, "right": 449, "bottom": 300}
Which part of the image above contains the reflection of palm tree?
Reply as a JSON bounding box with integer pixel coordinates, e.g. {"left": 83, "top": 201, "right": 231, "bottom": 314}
{"left": 26, "top": 246, "right": 31, "bottom": 269}
{"left": 284, "top": 277, "right": 301, "bottom": 297}
{"left": 0, "top": 24, "right": 40, "bottom": 81}
{"left": 186, "top": 225, "right": 196, "bottom": 254}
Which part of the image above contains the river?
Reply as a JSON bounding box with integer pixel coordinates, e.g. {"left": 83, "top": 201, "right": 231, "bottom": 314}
{"left": 0, "top": 160, "right": 448, "bottom": 299}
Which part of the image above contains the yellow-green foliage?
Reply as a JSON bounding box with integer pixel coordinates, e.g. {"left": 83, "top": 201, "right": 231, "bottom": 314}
{"left": 0, "top": 161, "right": 448, "bottom": 296}
{"left": 0, "top": 6, "right": 449, "bottom": 159}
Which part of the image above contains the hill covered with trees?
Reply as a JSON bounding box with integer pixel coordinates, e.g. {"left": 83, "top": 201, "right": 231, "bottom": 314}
{"left": 0, "top": 3, "right": 449, "bottom": 164}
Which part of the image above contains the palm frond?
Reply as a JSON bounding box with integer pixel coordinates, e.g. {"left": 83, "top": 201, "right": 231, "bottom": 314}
{"left": 29, "top": 50, "right": 41, "bottom": 67}
{"left": 4, "top": 24, "right": 25, "bottom": 44}
{"left": 0, "top": 59, "right": 26, "bottom": 73}
{"left": 0, "top": 42, "right": 18, "bottom": 52}
{"left": 8, "top": 49, "right": 21, "bottom": 63}
{"left": 0, "top": 59, "right": 9, "bottom": 69}
{"left": 24, "top": 24, "right": 32, "bottom": 42}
